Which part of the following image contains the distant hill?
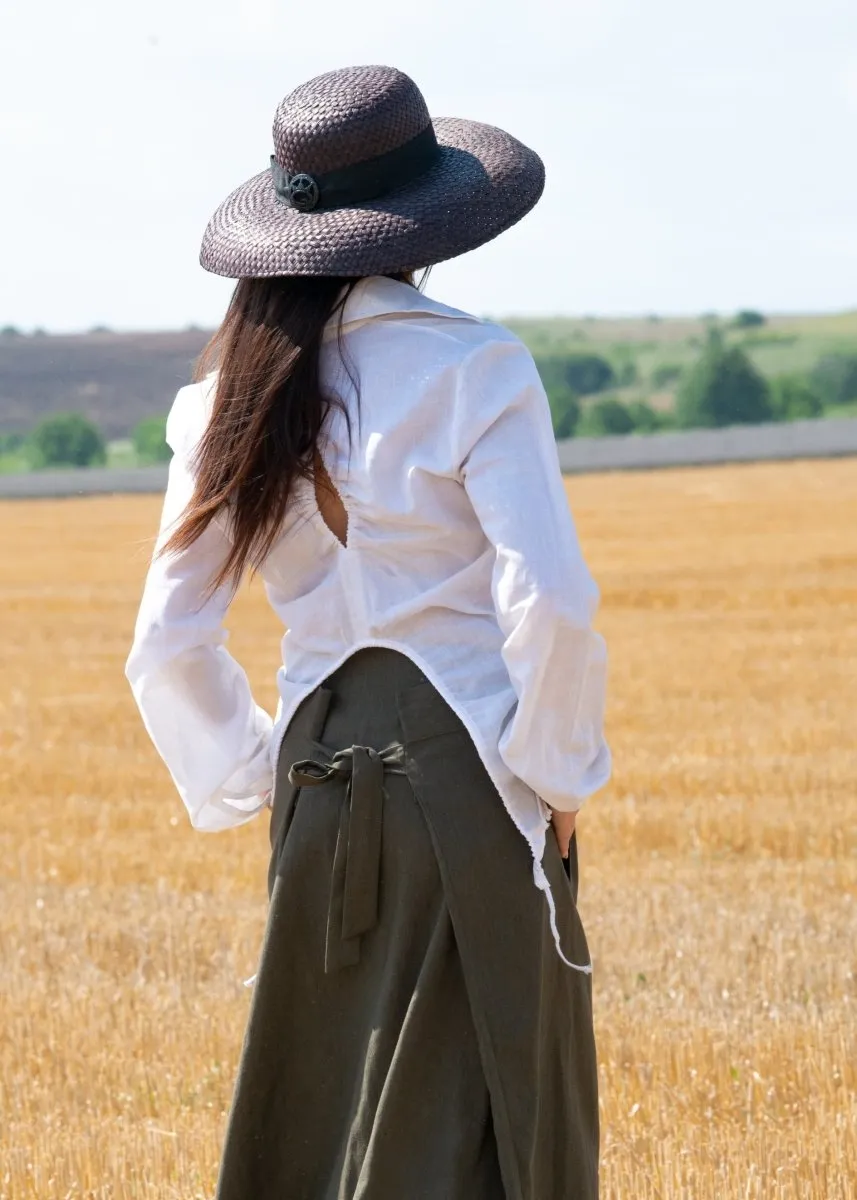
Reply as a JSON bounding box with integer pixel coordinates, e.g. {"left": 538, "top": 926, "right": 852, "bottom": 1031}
{"left": 2, "top": 310, "right": 855, "bottom": 439}
{"left": 0, "top": 329, "right": 211, "bottom": 438}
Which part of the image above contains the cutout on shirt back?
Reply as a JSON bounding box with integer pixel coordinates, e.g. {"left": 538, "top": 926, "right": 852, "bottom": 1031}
{"left": 313, "top": 449, "right": 349, "bottom": 547}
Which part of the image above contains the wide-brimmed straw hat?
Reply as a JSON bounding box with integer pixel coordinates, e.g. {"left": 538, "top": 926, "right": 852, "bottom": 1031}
{"left": 200, "top": 64, "right": 545, "bottom": 279}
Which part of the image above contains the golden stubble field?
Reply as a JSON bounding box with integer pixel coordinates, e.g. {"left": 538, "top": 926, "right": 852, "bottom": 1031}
{"left": 2, "top": 459, "right": 855, "bottom": 1199}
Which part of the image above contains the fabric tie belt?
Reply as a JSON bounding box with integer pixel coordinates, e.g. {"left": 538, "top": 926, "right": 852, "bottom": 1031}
{"left": 288, "top": 743, "right": 408, "bottom": 973}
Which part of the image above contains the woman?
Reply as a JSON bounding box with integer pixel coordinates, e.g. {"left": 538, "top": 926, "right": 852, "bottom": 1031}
{"left": 126, "top": 64, "right": 610, "bottom": 1200}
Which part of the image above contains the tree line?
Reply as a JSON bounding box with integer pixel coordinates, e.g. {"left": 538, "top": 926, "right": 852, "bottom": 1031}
{"left": 539, "top": 336, "right": 857, "bottom": 439}
{"left": 4, "top": 340, "right": 857, "bottom": 469}
{"left": 0, "top": 415, "right": 171, "bottom": 469}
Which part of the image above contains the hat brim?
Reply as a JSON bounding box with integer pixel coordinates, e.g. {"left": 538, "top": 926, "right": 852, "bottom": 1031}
{"left": 199, "top": 118, "right": 545, "bottom": 279}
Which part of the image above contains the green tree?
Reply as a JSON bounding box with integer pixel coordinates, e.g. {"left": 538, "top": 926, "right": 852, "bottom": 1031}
{"left": 0, "top": 432, "right": 26, "bottom": 454}
{"left": 676, "top": 331, "right": 773, "bottom": 428}
{"left": 810, "top": 354, "right": 857, "bottom": 407}
{"left": 550, "top": 393, "right": 581, "bottom": 439}
{"left": 578, "top": 398, "right": 636, "bottom": 437}
{"left": 535, "top": 358, "right": 581, "bottom": 438}
{"left": 733, "top": 309, "right": 766, "bottom": 329}
{"left": 565, "top": 353, "right": 616, "bottom": 395}
{"left": 535, "top": 353, "right": 616, "bottom": 399}
{"left": 133, "top": 415, "right": 172, "bottom": 463}
{"left": 626, "top": 400, "right": 663, "bottom": 432}
{"left": 30, "top": 413, "right": 106, "bottom": 467}
{"left": 769, "top": 375, "right": 824, "bottom": 422}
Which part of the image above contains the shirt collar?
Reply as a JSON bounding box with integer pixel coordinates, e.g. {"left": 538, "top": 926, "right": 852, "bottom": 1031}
{"left": 326, "top": 275, "right": 479, "bottom": 338}
{"left": 200, "top": 276, "right": 476, "bottom": 393}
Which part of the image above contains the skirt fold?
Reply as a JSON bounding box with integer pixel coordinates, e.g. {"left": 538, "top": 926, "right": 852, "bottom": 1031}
{"left": 214, "top": 647, "right": 598, "bottom": 1200}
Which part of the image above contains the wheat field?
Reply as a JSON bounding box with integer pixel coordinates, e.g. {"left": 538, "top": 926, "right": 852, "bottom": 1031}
{"left": 2, "top": 459, "right": 855, "bottom": 1199}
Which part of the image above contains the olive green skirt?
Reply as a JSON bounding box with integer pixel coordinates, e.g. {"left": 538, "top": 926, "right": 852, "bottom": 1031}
{"left": 214, "top": 647, "right": 598, "bottom": 1200}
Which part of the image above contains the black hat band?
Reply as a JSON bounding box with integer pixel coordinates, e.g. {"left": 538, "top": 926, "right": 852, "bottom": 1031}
{"left": 270, "top": 124, "right": 441, "bottom": 213}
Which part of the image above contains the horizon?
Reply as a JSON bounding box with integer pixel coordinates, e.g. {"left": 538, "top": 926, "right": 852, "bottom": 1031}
{"left": 5, "top": 305, "right": 857, "bottom": 341}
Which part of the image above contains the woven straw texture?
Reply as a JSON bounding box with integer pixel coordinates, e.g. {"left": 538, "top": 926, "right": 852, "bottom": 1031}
{"left": 200, "top": 65, "right": 545, "bottom": 279}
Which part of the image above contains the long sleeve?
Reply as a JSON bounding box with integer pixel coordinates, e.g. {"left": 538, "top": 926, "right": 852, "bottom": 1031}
{"left": 457, "top": 336, "right": 611, "bottom": 813}
{"left": 124, "top": 384, "right": 274, "bottom": 832}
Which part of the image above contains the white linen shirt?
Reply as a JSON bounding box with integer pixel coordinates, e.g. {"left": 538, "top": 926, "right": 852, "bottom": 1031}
{"left": 125, "top": 275, "right": 611, "bottom": 972}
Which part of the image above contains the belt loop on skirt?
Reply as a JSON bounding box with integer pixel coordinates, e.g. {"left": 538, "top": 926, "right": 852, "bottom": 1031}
{"left": 288, "top": 742, "right": 408, "bottom": 973}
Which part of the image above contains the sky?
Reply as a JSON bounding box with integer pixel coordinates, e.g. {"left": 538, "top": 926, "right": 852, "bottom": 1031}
{"left": 1, "top": 0, "right": 856, "bottom": 332}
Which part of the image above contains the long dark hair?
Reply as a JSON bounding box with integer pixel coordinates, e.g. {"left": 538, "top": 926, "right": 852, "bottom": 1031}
{"left": 159, "top": 270, "right": 416, "bottom": 601}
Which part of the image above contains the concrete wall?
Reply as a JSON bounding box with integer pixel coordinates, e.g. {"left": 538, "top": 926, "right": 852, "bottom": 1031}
{"left": 556, "top": 416, "right": 857, "bottom": 474}
{"left": 3, "top": 417, "right": 857, "bottom": 499}
{"left": 1, "top": 464, "right": 170, "bottom": 499}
